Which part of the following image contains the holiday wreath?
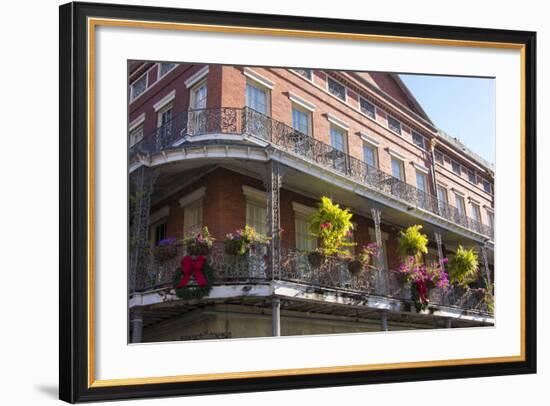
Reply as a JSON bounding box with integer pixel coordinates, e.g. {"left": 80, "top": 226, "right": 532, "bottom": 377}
{"left": 173, "top": 255, "right": 215, "bottom": 300}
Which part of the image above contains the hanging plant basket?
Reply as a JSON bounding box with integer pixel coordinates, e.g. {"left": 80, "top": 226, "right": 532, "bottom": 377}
{"left": 347, "top": 259, "right": 364, "bottom": 276}
{"left": 152, "top": 244, "right": 178, "bottom": 262}
{"left": 307, "top": 251, "right": 326, "bottom": 267}
{"left": 224, "top": 239, "right": 249, "bottom": 256}
{"left": 186, "top": 242, "right": 211, "bottom": 256}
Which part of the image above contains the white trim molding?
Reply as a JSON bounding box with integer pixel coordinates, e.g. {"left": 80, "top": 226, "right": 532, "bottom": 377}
{"left": 387, "top": 147, "right": 406, "bottom": 161}
{"left": 153, "top": 90, "right": 176, "bottom": 112}
{"left": 184, "top": 66, "right": 209, "bottom": 89}
{"left": 242, "top": 185, "right": 266, "bottom": 202}
{"left": 412, "top": 162, "right": 429, "bottom": 174}
{"left": 129, "top": 113, "right": 146, "bottom": 131}
{"left": 451, "top": 188, "right": 466, "bottom": 196}
{"left": 288, "top": 92, "right": 316, "bottom": 112}
{"left": 150, "top": 205, "right": 170, "bottom": 224}
{"left": 243, "top": 68, "right": 274, "bottom": 89}
{"left": 292, "top": 202, "right": 316, "bottom": 216}
{"left": 326, "top": 113, "right": 350, "bottom": 131}
{"left": 359, "top": 132, "right": 380, "bottom": 147}
{"left": 468, "top": 196, "right": 481, "bottom": 204}
{"left": 178, "top": 186, "right": 206, "bottom": 207}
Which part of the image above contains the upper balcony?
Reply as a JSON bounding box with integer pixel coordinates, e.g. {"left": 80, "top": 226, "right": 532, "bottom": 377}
{"left": 129, "top": 107, "right": 494, "bottom": 240}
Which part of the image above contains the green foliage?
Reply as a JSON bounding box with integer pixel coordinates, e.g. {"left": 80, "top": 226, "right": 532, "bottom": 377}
{"left": 224, "top": 225, "right": 270, "bottom": 256}
{"left": 448, "top": 245, "right": 479, "bottom": 286}
{"left": 308, "top": 197, "right": 355, "bottom": 256}
{"left": 397, "top": 225, "right": 429, "bottom": 258}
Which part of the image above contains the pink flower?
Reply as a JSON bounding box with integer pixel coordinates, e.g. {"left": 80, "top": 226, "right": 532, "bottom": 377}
{"left": 320, "top": 222, "right": 332, "bottom": 229}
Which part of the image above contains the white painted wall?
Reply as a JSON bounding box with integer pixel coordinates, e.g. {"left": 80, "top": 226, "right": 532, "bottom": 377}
{"left": 0, "top": 0, "right": 545, "bottom": 405}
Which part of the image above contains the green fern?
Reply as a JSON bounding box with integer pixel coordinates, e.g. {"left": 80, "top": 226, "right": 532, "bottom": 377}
{"left": 308, "top": 196, "right": 355, "bottom": 256}
{"left": 397, "top": 225, "right": 429, "bottom": 259}
{"left": 448, "top": 245, "right": 479, "bottom": 286}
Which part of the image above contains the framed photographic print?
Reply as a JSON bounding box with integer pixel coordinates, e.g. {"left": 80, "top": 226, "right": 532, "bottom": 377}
{"left": 59, "top": 1, "right": 537, "bottom": 403}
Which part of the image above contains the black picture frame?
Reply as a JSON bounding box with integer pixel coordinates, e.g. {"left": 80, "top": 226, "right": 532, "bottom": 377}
{"left": 59, "top": 1, "right": 537, "bottom": 403}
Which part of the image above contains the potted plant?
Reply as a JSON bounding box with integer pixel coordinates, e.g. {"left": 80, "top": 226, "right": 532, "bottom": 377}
{"left": 224, "top": 225, "right": 269, "bottom": 256}
{"left": 447, "top": 245, "right": 479, "bottom": 287}
{"left": 307, "top": 197, "right": 355, "bottom": 266}
{"left": 397, "top": 225, "right": 429, "bottom": 258}
{"left": 183, "top": 226, "right": 214, "bottom": 256}
{"left": 151, "top": 237, "right": 178, "bottom": 262}
{"left": 347, "top": 243, "right": 379, "bottom": 276}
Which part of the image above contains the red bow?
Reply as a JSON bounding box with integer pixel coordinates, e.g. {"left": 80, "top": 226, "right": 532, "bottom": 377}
{"left": 176, "top": 255, "right": 207, "bottom": 288}
{"left": 414, "top": 280, "right": 428, "bottom": 304}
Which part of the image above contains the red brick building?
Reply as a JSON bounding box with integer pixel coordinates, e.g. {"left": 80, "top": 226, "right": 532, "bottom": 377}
{"left": 128, "top": 62, "right": 494, "bottom": 342}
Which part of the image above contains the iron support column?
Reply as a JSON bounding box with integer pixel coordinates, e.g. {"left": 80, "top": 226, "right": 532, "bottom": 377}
{"left": 445, "top": 318, "right": 452, "bottom": 329}
{"left": 130, "top": 308, "right": 143, "bottom": 343}
{"left": 130, "top": 166, "right": 158, "bottom": 292}
{"left": 380, "top": 310, "right": 388, "bottom": 331}
{"left": 272, "top": 297, "right": 281, "bottom": 337}
{"left": 265, "top": 161, "right": 283, "bottom": 280}
{"left": 371, "top": 207, "right": 388, "bottom": 294}
{"left": 480, "top": 243, "right": 492, "bottom": 286}
{"left": 434, "top": 231, "right": 445, "bottom": 271}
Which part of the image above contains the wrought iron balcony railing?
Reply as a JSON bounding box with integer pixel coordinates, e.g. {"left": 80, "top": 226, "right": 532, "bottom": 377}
{"left": 129, "top": 107, "right": 494, "bottom": 238}
{"left": 139, "top": 243, "right": 491, "bottom": 315}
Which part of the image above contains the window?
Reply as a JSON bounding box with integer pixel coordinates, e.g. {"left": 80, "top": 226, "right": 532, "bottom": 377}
{"left": 190, "top": 80, "right": 208, "bottom": 110}
{"left": 295, "top": 214, "right": 316, "bottom": 251}
{"left": 246, "top": 82, "right": 269, "bottom": 115}
{"left": 359, "top": 98, "right": 376, "bottom": 119}
{"left": 452, "top": 160, "right": 462, "bottom": 175}
{"left": 470, "top": 202, "right": 482, "bottom": 223}
{"left": 294, "top": 68, "right": 312, "bottom": 80}
{"left": 246, "top": 201, "right": 267, "bottom": 235}
{"left": 157, "top": 104, "right": 173, "bottom": 127}
{"left": 455, "top": 194, "right": 466, "bottom": 217}
{"left": 159, "top": 62, "right": 177, "bottom": 77}
{"left": 129, "top": 125, "right": 144, "bottom": 147}
{"left": 292, "top": 105, "right": 311, "bottom": 136}
{"left": 391, "top": 157, "right": 405, "bottom": 181}
{"left": 412, "top": 131, "right": 425, "bottom": 149}
{"left": 435, "top": 150, "right": 444, "bottom": 164}
{"left": 154, "top": 223, "right": 167, "bottom": 245}
{"left": 468, "top": 170, "right": 477, "bottom": 184}
{"left": 330, "top": 125, "right": 346, "bottom": 152}
{"left": 183, "top": 200, "right": 203, "bottom": 237}
{"left": 130, "top": 73, "right": 147, "bottom": 101}
{"left": 387, "top": 116, "right": 402, "bottom": 135}
{"left": 482, "top": 179, "right": 492, "bottom": 194}
{"left": 363, "top": 143, "right": 378, "bottom": 168}
{"left": 437, "top": 185, "right": 448, "bottom": 205}
{"left": 327, "top": 76, "right": 346, "bottom": 101}
{"left": 416, "top": 170, "right": 428, "bottom": 193}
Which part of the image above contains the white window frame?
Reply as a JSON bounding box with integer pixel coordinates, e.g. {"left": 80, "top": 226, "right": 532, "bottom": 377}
{"left": 437, "top": 183, "right": 449, "bottom": 205}
{"left": 326, "top": 75, "right": 347, "bottom": 102}
{"left": 329, "top": 124, "right": 348, "bottom": 153}
{"left": 246, "top": 80, "right": 271, "bottom": 116}
{"left": 243, "top": 186, "right": 268, "bottom": 235}
{"left": 362, "top": 141, "right": 378, "bottom": 168}
{"left": 291, "top": 103, "right": 313, "bottom": 136}
{"left": 470, "top": 201, "right": 482, "bottom": 223}
{"left": 412, "top": 131, "right": 426, "bottom": 150}
{"left": 189, "top": 79, "right": 208, "bottom": 110}
{"left": 292, "top": 68, "right": 313, "bottom": 81}
{"left": 359, "top": 97, "right": 376, "bottom": 119}
{"left": 454, "top": 191, "right": 466, "bottom": 217}
{"left": 184, "top": 66, "right": 209, "bottom": 89}
{"left": 451, "top": 159, "right": 462, "bottom": 176}
{"left": 292, "top": 202, "right": 317, "bottom": 251}
{"left": 157, "top": 62, "right": 177, "bottom": 80}
{"left": 415, "top": 169, "right": 428, "bottom": 193}
{"left": 130, "top": 71, "right": 148, "bottom": 102}
{"left": 387, "top": 115, "right": 402, "bottom": 135}
{"left": 179, "top": 187, "right": 207, "bottom": 238}
{"left": 156, "top": 102, "right": 173, "bottom": 128}
{"left": 391, "top": 156, "right": 405, "bottom": 181}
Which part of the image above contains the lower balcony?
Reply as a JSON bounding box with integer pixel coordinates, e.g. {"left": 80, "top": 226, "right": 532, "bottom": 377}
{"left": 132, "top": 241, "right": 493, "bottom": 318}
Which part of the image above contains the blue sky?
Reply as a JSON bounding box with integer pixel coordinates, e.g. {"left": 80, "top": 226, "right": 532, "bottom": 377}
{"left": 399, "top": 74, "right": 495, "bottom": 164}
